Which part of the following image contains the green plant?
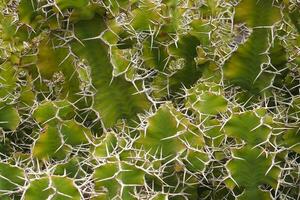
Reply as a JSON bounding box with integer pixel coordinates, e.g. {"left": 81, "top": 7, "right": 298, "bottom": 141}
{"left": 0, "top": 0, "right": 299, "bottom": 199}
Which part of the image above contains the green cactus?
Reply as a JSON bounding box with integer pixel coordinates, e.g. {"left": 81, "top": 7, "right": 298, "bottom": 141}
{"left": 226, "top": 146, "right": 280, "bottom": 200}
{"left": 0, "top": 0, "right": 299, "bottom": 199}
{"left": 24, "top": 176, "right": 82, "bottom": 200}
{"left": 0, "top": 162, "right": 25, "bottom": 195}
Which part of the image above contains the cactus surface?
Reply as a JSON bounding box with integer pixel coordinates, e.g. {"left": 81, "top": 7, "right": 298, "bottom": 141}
{"left": 0, "top": 0, "right": 299, "bottom": 199}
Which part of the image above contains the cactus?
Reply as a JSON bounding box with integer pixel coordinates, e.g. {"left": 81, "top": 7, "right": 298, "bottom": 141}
{"left": 0, "top": 0, "right": 299, "bottom": 199}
